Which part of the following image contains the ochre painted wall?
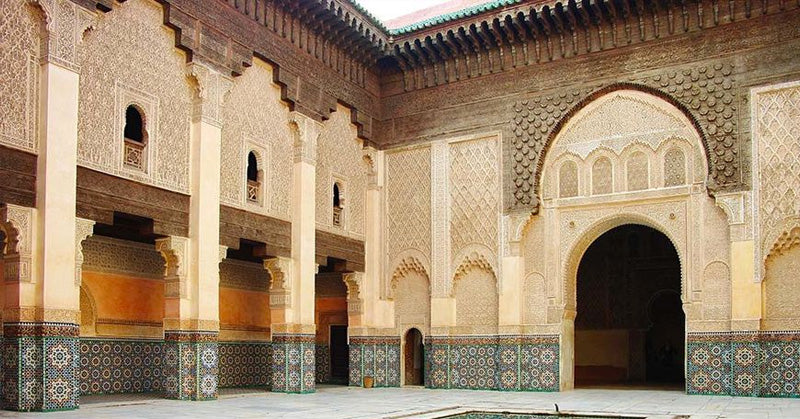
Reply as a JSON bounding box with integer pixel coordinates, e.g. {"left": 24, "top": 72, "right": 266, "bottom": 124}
{"left": 219, "top": 287, "right": 270, "bottom": 330}
{"left": 81, "top": 271, "right": 163, "bottom": 338}
{"left": 316, "top": 297, "right": 347, "bottom": 343}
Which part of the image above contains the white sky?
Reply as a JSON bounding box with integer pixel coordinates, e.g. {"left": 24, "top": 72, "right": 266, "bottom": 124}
{"left": 354, "top": 0, "right": 451, "bottom": 21}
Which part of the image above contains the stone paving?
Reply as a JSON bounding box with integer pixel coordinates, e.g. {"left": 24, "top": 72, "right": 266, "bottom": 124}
{"left": 2, "top": 386, "right": 800, "bottom": 418}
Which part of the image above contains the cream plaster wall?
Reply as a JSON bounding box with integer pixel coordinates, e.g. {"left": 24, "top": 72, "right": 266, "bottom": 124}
{"left": 221, "top": 59, "right": 293, "bottom": 219}
{"left": 77, "top": 0, "right": 192, "bottom": 193}
{"left": 315, "top": 105, "right": 366, "bottom": 240}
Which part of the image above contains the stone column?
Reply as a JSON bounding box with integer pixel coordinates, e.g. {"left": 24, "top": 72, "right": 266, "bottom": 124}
{"left": 715, "top": 192, "right": 760, "bottom": 331}
{"left": 360, "top": 146, "right": 390, "bottom": 327}
{"left": 155, "top": 62, "right": 231, "bottom": 401}
{"left": 499, "top": 213, "right": 527, "bottom": 329}
{"left": 1, "top": 1, "right": 93, "bottom": 411}
{"left": 265, "top": 112, "right": 322, "bottom": 394}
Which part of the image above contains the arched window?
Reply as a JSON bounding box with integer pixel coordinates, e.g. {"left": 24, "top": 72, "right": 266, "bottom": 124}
{"left": 592, "top": 157, "right": 612, "bottom": 195}
{"left": 123, "top": 105, "right": 147, "bottom": 170}
{"left": 246, "top": 151, "right": 262, "bottom": 204}
{"left": 664, "top": 148, "right": 686, "bottom": 187}
{"left": 627, "top": 151, "right": 649, "bottom": 191}
{"left": 332, "top": 182, "right": 343, "bottom": 227}
{"left": 559, "top": 160, "right": 579, "bottom": 198}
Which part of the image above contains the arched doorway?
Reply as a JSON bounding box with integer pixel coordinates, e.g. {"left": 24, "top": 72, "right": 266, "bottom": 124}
{"left": 403, "top": 328, "right": 424, "bottom": 386}
{"left": 574, "top": 224, "right": 684, "bottom": 388}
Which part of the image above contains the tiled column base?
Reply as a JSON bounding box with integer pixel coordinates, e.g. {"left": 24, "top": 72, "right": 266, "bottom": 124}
{"left": 348, "top": 336, "right": 400, "bottom": 387}
{"left": 271, "top": 334, "right": 315, "bottom": 393}
{"left": 425, "top": 335, "right": 560, "bottom": 392}
{"left": 163, "top": 331, "right": 218, "bottom": 401}
{"left": 2, "top": 323, "right": 79, "bottom": 412}
{"left": 687, "top": 331, "right": 800, "bottom": 397}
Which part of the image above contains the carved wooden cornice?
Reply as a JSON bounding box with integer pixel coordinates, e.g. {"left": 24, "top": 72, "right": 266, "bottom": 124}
{"left": 67, "top": 0, "right": 799, "bottom": 145}
{"left": 389, "top": 0, "right": 800, "bottom": 91}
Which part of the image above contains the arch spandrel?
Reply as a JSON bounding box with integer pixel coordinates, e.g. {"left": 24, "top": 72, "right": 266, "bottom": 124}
{"left": 511, "top": 82, "right": 727, "bottom": 212}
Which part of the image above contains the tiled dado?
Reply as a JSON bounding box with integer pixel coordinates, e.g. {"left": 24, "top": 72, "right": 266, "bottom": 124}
{"left": 315, "top": 344, "right": 331, "bottom": 383}
{"left": 271, "top": 334, "right": 315, "bottom": 393}
{"left": 218, "top": 342, "right": 271, "bottom": 389}
{"left": 348, "top": 336, "right": 400, "bottom": 387}
{"left": 687, "top": 331, "right": 800, "bottom": 397}
{"left": 79, "top": 338, "right": 164, "bottom": 395}
{"left": 425, "top": 335, "right": 559, "bottom": 392}
{"left": 2, "top": 322, "right": 80, "bottom": 412}
{"left": 163, "top": 331, "right": 218, "bottom": 401}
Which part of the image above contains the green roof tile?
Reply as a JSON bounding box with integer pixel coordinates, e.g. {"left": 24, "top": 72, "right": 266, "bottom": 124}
{"left": 385, "top": 0, "right": 523, "bottom": 36}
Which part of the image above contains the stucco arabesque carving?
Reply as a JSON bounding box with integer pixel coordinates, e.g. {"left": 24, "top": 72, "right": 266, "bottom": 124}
{"left": 342, "top": 272, "right": 364, "bottom": 315}
{"left": 29, "top": 0, "right": 96, "bottom": 72}
{"left": 187, "top": 61, "right": 234, "bottom": 128}
{"left": 510, "top": 62, "right": 739, "bottom": 211}
{"left": 0, "top": 204, "right": 35, "bottom": 283}
{"left": 502, "top": 211, "right": 534, "bottom": 258}
{"left": 450, "top": 249, "right": 497, "bottom": 297}
{"left": 289, "top": 111, "right": 323, "bottom": 165}
{"left": 74, "top": 217, "right": 95, "bottom": 287}
{"left": 263, "top": 256, "right": 292, "bottom": 309}
{"left": 388, "top": 255, "right": 429, "bottom": 300}
{"left": 362, "top": 145, "right": 379, "bottom": 189}
{"left": 714, "top": 191, "right": 753, "bottom": 243}
{"left": 155, "top": 236, "right": 189, "bottom": 299}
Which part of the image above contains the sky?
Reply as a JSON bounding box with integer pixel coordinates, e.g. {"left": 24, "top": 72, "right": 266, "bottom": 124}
{"left": 353, "top": 0, "right": 451, "bottom": 21}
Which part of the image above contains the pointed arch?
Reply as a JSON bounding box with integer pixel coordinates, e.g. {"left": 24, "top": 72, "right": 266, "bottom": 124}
{"left": 536, "top": 83, "right": 713, "bottom": 204}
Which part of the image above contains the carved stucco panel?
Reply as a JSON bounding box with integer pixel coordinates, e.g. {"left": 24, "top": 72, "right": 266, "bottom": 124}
{"left": 315, "top": 105, "right": 366, "bottom": 239}
{"left": 453, "top": 267, "right": 498, "bottom": 334}
{"left": 393, "top": 269, "right": 431, "bottom": 334}
{"left": 752, "top": 81, "right": 800, "bottom": 281}
{"left": 221, "top": 60, "right": 292, "bottom": 218}
{"left": 77, "top": 0, "right": 191, "bottom": 193}
{"left": 510, "top": 62, "right": 739, "bottom": 210}
{"left": 83, "top": 235, "right": 165, "bottom": 279}
{"left": 523, "top": 272, "right": 547, "bottom": 325}
{"left": 385, "top": 146, "right": 432, "bottom": 260}
{"left": 701, "top": 261, "right": 731, "bottom": 321}
{"left": 448, "top": 136, "right": 500, "bottom": 266}
{"left": 0, "top": 0, "right": 40, "bottom": 152}
{"left": 763, "top": 245, "right": 800, "bottom": 330}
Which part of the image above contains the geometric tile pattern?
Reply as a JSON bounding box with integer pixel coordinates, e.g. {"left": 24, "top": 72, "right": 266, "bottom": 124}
{"left": 218, "top": 342, "right": 271, "bottom": 389}
{"left": 315, "top": 344, "right": 331, "bottom": 384}
{"left": 687, "top": 331, "right": 800, "bottom": 398}
{"left": 271, "top": 334, "right": 315, "bottom": 393}
{"left": 2, "top": 322, "right": 80, "bottom": 412}
{"left": 348, "top": 336, "right": 400, "bottom": 388}
{"left": 163, "top": 331, "right": 219, "bottom": 401}
{"left": 79, "top": 339, "right": 164, "bottom": 395}
{"left": 426, "top": 335, "right": 559, "bottom": 392}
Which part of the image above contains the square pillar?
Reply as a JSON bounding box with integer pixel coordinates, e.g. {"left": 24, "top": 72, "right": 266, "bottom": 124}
{"left": 1, "top": 0, "right": 94, "bottom": 411}
{"left": 163, "top": 331, "right": 219, "bottom": 401}
{"left": 265, "top": 112, "right": 324, "bottom": 394}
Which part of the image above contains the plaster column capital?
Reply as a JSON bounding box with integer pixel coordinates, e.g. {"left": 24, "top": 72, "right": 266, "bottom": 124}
{"left": 187, "top": 61, "right": 234, "bottom": 127}
{"left": 29, "top": 0, "right": 96, "bottom": 72}
{"left": 289, "top": 112, "right": 324, "bottom": 164}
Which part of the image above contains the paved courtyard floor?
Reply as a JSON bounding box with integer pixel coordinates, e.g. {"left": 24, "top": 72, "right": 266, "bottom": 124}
{"left": 2, "top": 385, "right": 800, "bottom": 418}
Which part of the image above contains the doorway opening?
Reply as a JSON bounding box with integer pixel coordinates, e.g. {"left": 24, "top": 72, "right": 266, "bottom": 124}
{"left": 403, "top": 328, "right": 424, "bottom": 386}
{"left": 315, "top": 257, "right": 350, "bottom": 385}
{"left": 574, "top": 224, "right": 684, "bottom": 388}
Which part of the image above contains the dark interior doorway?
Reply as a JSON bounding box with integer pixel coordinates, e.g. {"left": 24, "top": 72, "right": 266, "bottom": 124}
{"left": 330, "top": 325, "right": 349, "bottom": 383}
{"left": 574, "top": 224, "right": 684, "bottom": 388}
{"left": 404, "top": 328, "right": 424, "bottom": 385}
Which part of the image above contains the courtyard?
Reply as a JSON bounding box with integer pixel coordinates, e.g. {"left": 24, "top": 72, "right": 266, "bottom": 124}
{"left": 1, "top": 386, "right": 798, "bottom": 418}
